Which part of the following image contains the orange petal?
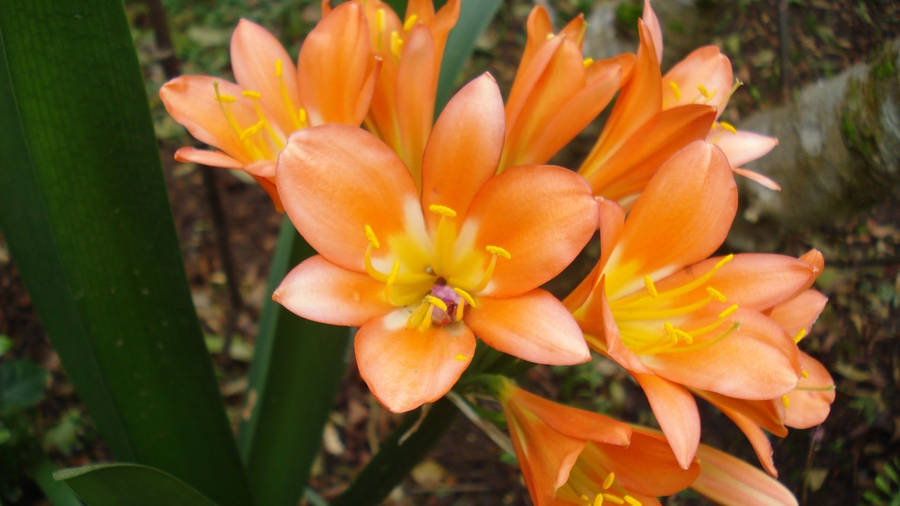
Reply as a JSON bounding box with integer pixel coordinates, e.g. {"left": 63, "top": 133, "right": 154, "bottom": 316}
{"left": 174, "top": 146, "right": 243, "bottom": 170}
{"left": 710, "top": 128, "right": 778, "bottom": 167}
{"left": 767, "top": 289, "right": 828, "bottom": 338}
{"left": 633, "top": 373, "right": 700, "bottom": 469}
{"left": 298, "top": 2, "right": 375, "bottom": 126}
{"left": 576, "top": 277, "right": 652, "bottom": 374}
{"left": 394, "top": 25, "right": 437, "bottom": 180}
{"left": 507, "top": 386, "right": 631, "bottom": 446}
{"left": 593, "top": 428, "right": 700, "bottom": 496}
{"left": 642, "top": 309, "right": 799, "bottom": 400}
{"left": 694, "top": 389, "right": 788, "bottom": 438}
{"left": 273, "top": 255, "right": 393, "bottom": 326}
{"left": 662, "top": 46, "right": 733, "bottom": 114}
{"left": 642, "top": 0, "right": 663, "bottom": 64}
{"left": 355, "top": 313, "right": 475, "bottom": 412}
{"left": 465, "top": 290, "right": 590, "bottom": 366}
{"left": 563, "top": 197, "right": 623, "bottom": 312}
{"left": 230, "top": 19, "right": 300, "bottom": 131}
{"left": 603, "top": 141, "right": 736, "bottom": 297}
{"left": 160, "top": 75, "right": 259, "bottom": 163}
{"left": 581, "top": 104, "right": 716, "bottom": 200}
{"left": 692, "top": 443, "right": 798, "bottom": 505}
{"left": 424, "top": 0, "right": 460, "bottom": 63}
{"left": 465, "top": 164, "right": 598, "bottom": 297}
{"left": 707, "top": 398, "right": 780, "bottom": 476}
{"left": 784, "top": 351, "right": 835, "bottom": 429}
{"left": 656, "top": 253, "right": 819, "bottom": 312}
{"left": 276, "top": 124, "right": 420, "bottom": 272}
{"left": 506, "top": 8, "right": 559, "bottom": 130}
{"left": 732, "top": 167, "right": 782, "bottom": 191}
{"left": 421, "top": 73, "right": 504, "bottom": 230}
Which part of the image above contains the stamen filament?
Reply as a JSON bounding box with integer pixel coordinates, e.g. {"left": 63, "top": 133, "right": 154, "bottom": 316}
{"left": 213, "top": 81, "right": 265, "bottom": 160}
{"left": 453, "top": 287, "right": 477, "bottom": 308}
{"left": 717, "top": 303, "right": 739, "bottom": 319}
{"left": 403, "top": 14, "right": 418, "bottom": 31}
{"left": 274, "top": 59, "right": 302, "bottom": 129}
{"left": 643, "top": 275, "right": 659, "bottom": 297}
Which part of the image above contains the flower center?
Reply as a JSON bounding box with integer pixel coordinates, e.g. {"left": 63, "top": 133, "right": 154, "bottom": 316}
{"left": 362, "top": 204, "right": 510, "bottom": 331}
{"left": 607, "top": 254, "right": 740, "bottom": 355}
{"left": 557, "top": 452, "right": 643, "bottom": 506}
{"left": 212, "top": 59, "right": 308, "bottom": 161}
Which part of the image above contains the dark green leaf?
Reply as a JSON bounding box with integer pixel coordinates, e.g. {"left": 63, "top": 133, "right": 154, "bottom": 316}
{"left": 0, "top": 2, "right": 251, "bottom": 504}
{"left": 238, "top": 219, "right": 350, "bottom": 506}
{"left": 55, "top": 463, "right": 218, "bottom": 506}
{"left": 27, "top": 457, "right": 82, "bottom": 506}
{"left": 0, "top": 361, "right": 48, "bottom": 415}
{"left": 435, "top": 0, "right": 503, "bottom": 113}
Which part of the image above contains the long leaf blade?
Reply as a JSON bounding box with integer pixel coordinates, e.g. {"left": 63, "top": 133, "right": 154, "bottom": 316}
{"left": 238, "top": 219, "right": 350, "bottom": 506}
{"left": 55, "top": 463, "right": 219, "bottom": 506}
{"left": 0, "top": 2, "right": 251, "bottom": 505}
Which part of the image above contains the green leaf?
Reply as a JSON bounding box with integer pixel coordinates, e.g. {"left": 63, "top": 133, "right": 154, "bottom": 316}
{"left": 55, "top": 463, "right": 218, "bottom": 506}
{"left": 0, "top": 335, "right": 12, "bottom": 356}
{"left": 434, "top": 0, "right": 502, "bottom": 113}
{"left": 0, "top": 2, "right": 251, "bottom": 505}
{"left": 27, "top": 457, "right": 82, "bottom": 506}
{"left": 238, "top": 219, "right": 351, "bottom": 506}
{"left": 0, "top": 361, "right": 48, "bottom": 415}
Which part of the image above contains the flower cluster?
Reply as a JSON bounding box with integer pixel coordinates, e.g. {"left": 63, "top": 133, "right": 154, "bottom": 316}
{"left": 162, "top": 1, "right": 834, "bottom": 503}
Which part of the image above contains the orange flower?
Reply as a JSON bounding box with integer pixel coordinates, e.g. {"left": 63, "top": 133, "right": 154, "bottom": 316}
{"left": 691, "top": 443, "right": 798, "bottom": 506}
{"left": 577, "top": 10, "right": 716, "bottom": 204}
{"left": 159, "top": 6, "right": 378, "bottom": 209}
{"left": 272, "top": 75, "right": 595, "bottom": 412}
{"left": 499, "top": 6, "right": 634, "bottom": 171}
{"left": 500, "top": 383, "right": 699, "bottom": 506}
{"left": 567, "top": 141, "right": 817, "bottom": 468}
{"left": 325, "top": 0, "right": 460, "bottom": 186}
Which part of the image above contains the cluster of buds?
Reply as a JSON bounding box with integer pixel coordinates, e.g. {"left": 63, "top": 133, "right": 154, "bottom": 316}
{"left": 161, "top": 1, "right": 834, "bottom": 503}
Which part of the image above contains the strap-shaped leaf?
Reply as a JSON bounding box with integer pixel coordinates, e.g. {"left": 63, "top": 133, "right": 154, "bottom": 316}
{"left": 55, "top": 463, "right": 219, "bottom": 506}
{"left": 238, "top": 219, "right": 351, "bottom": 506}
{"left": 0, "top": 2, "right": 251, "bottom": 505}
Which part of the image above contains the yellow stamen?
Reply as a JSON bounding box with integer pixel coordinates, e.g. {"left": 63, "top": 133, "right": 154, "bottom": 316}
{"left": 719, "top": 121, "right": 737, "bottom": 134}
{"left": 364, "top": 224, "right": 380, "bottom": 248}
{"left": 643, "top": 275, "right": 659, "bottom": 297}
{"left": 706, "top": 286, "right": 727, "bottom": 302}
{"left": 453, "top": 287, "right": 477, "bottom": 308}
{"left": 793, "top": 328, "right": 807, "bottom": 343}
{"left": 425, "top": 295, "right": 448, "bottom": 312}
{"left": 214, "top": 82, "right": 264, "bottom": 160}
{"left": 454, "top": 302, "right": 464, "bottom": 321}
{"left": 717, "top": 304, "right": 739, "bottom": 319}
{"left": 454, "top": 354, "right": 468, "bottom": 361}
{"left": 239, "top": 121, "right": 264, "bottom": 141}
{"left": 781, "top": 395, "right": 791, "bottom": 408}
{"left": 668, "top": 81, "right": 682, "bottom": 101}
{"left": 582, "top": 57, "right": 594, "bottom": 68}
{"left": 297, "top": 107, "right": 308, "bottom": 128}
{"left": 428, "top": 204, "right": 457, "bottom": 217}
{"left": 245, "top": 94, "right": 285, "bottom": 150}
{"left": 624, "top": 496, "right": 642, "bottom": 506}
{"left": 697, "top": 84, "right": 714, "bottom": 99}
{"left": 602, "top": 472, "right": 615, "bottom": 490}
{"left": 407, "top": 302, "right": 429, "bottom": 329}
{"left": 592, "top": 495, "right": 604, "bottom": 506}
{"left": 603, "top": 494, "right": 624, "bottom": 505}
{"left": 674, "top": 328, "right": 694, "bottom": 344}
{"left": 485, "top": 245, "right": 511, "bottom": 259}
{"left": 376, "top": 8, "right": 386, "bottom": 33}
{"left": 418, "top": 304, "right": 435, "bottom": 331}
{"left": 275, "top": 59, "right": 283, "bottom": 78}
{"left": 273, "top": 60, "right": 302, "bottom": 129}
{"left": 241, "top": 90, "right": 262, "bottom": 99}
{"left": 716, "top": 253, "right": 735, "bottom": 269}
{"left": 217, "top": 93, "right": 237, "bottom": 103}
{"left": 403, "top": 14, "right": 418, "bottom": 31}
{"left": 801, "top": 369, "right": 810, "bottom": 378}
{"left": 546, "top": 32, "right": 554, "bottom": 40}
{"left": 728, "top": 78, "right": 743, "bottom": 100}
{"left": 390, "top": 30, "right": 404, "bottom": 58}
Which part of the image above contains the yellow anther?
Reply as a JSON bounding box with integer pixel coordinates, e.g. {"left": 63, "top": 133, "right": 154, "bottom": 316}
{"left": 428, "top": 204, "right": 457, "bottom": 218}
{"left": 668, "top": 81, "right": 682, "bottom": 101}
{"left": 298, "top": 107, "right": 308, "bottom": 128}
{"left": 674, "top": 328, "right": 694, "bottom": 344}
{"left": 403, "top": 14, "right": 418, "bottom": 31}
{"left": 624, "top": 496, "right": 642, "bottom": 506}
{"left": 546, "top": 32, "right": 554, "bottom": 40}
{"left": 715, "top": 253, "right": 735, "bottom": 269}
{"left": 643, "top": 275, "right": 659, "bottom": 297}
{"left": 603, "top": 494, "right": 625, "bottom": 505}
{"left": 664, "top": 321, "right": 676, "bottom": 338}
{"left": 275, "top": 59, "right": 283, "bottom": 78}
{"left": 592, "top": 495, "right": 604, "bottom": 506}
{"left": 364, "top": 224, "right": 380, "bottom": 248}
{"left": 241, "top": 90, "right": 262, "bottom": 99}
{"left": 425, "top": 295, "right": 448, "bottom": 312}
{"left": 793, "top": 328, "right": 807, "bottom": 343}
{"left": 418, "top": 304, "right": 435, "bottom": 331}
{"left": 697, "top": 84, "right": 713, "bottom": 99}
{"left": 217, "top": 93, "right": 237, "bottom": 103}
{"left": 781, "top": 395, "right": 791, "bottom": 408}
{"left": 718, "top": 304, "right": 739, "bottom": 319}
{"left": 582, "top": 57, "right": 594, "bottom": 68}
{"left": 454, "top": 354, "right": 468, "bottom": 361}
{"left": 390, "top": 30, "right": 403, "bottom": 58}
{"left": 486, "top": 245, "right": 511, "bottom": 259}
{"left": 706, "top": 286, "right": 727, "bottom": 302}
{"left": 239, "top": 122, "right": 264, "bottom": 140}
{"left": 602, "top": 472, "right": 615, "bottom": 490}
{"left": 453, "top": 287, "right": 477, "bottom": 308}
{"left": 801, "top": 369, "right": 810, "bottom": 378}
{"left": 455, "top": 302, "right": 464, "bottom": 321}
{"left": 719, "top": 121, "right": 738, "bottom": 134}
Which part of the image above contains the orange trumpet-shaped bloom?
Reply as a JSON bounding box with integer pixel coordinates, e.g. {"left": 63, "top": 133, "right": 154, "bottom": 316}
{"left": 500, "top": 383, "right": 699, "bottom": 506}
{"left": 159, "top": 6, "right": 378, "bottom": 210}
{"left": 324, "top": 0, "right": 460, "bottom": 186}
{"left": 577, "top": 15, "right": 716, "bottom": 204}
{"left": 691, "top": 443, "right": 798, "bottom": 506}
{"left": 499, "top": 6, "right": 634, "bottom": 171}
{"left": 567, "top": 141, "right": 817, "bottom": 469}
{"left": 273, "top": 75, "right": 595, "bottom": 413}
